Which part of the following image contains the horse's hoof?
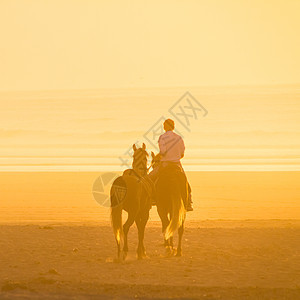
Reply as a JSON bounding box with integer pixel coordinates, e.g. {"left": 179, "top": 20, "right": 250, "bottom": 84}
{"left": 122, "top": 251, "right": 128, "bottom": 260}
{"left": 176, "top": 250, "right": 182, "bottom": 257}
{"left": 165, "top": 246, "right": 174, "bottom": 257}
{"left": 137, "top": 251, "right": 148, "bottom": 260}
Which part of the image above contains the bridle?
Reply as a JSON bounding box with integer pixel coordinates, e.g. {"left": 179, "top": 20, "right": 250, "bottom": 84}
{"left": 147, "top": 160, "right": 154, "bottom": 172}
{"left": 132, "top": 148, "right": 161, "bottom": 175}
{"left": 132, "top": 149, "right": 149, "bottom": 176}
{"left": 150, "top": 157, "right": 161, "bottom": 171}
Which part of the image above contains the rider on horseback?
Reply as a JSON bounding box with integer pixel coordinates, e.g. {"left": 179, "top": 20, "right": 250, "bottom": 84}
{"left": 150, "top": 119, "right": 193, "bottom": 211}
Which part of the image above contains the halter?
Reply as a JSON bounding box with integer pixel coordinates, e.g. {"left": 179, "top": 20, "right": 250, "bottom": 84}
{"left": 130, "top": 148, "right": 155, "bottom": 202}
{"left": 132, "top": 148, "right": 149, "bottom": 176}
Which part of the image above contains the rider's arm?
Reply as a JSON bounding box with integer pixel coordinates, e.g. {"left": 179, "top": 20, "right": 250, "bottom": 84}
{"left": 180, "top": 137, "right": 185, "bottom": 158}
{"left": 158, "top": 136, "right": 167, "bottom": 156}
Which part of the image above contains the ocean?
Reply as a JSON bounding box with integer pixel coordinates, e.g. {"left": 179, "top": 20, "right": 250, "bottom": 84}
{"left": 0, "top": 85, "right": 299, "bottom": 172}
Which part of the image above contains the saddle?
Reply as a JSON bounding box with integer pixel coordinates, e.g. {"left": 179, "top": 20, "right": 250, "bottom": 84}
{"left": 152, "top": 163, "right": 188, "bottom": 207}
{"left": 159, "top": 164, "right": 182, "bottom": 178}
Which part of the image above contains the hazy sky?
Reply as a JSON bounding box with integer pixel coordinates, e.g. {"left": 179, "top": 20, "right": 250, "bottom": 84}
{"left": 0, "top": 0, "right": 299, "bottom": 91}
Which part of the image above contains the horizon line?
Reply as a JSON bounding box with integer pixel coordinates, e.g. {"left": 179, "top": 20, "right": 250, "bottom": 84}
{"left": 1, "top": 82, "right": 300, "bottom": 94}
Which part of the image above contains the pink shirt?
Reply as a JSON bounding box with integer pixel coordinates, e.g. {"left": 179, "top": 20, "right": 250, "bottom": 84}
{"left": 158, "top": 131, "right": 185, "bottom": 162}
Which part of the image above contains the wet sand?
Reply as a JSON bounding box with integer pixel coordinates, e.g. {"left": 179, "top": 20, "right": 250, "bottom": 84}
{"left": 1, "top": 221, "right": 300, "bottom": 299}
{"left": 1, "top": 171, "right": 300, "bottom": 223}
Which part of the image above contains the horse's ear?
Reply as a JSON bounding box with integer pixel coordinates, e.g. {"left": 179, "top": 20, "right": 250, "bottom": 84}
{"left": 151, "top": 151, "right": 155, "bottom": 158}
{"left": 132, "top": 144, "right": 137, "bottom": 152}
{"left": 142, "top": 143, "right": 146, "bottom": 150}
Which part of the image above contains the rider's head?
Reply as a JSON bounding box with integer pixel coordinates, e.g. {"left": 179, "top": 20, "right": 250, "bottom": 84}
{"left": 163, "top": 119, "right": 175, "bottom": 132}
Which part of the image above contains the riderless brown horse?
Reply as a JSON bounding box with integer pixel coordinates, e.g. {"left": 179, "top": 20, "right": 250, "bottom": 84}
{"left": 110, "top": 143, "right": 153, "bottom": 260}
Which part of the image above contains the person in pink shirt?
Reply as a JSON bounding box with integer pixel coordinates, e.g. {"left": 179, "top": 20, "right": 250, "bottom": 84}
{"left": 150, "top": 119, "right": 193, "bottom": 211}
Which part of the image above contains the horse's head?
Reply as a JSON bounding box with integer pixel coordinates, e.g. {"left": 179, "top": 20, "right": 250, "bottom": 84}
{"left": 132, "top": 143, "right": 149, "bottom": 176}
{"left": 151, "top": 151, "right": 161, "bottom": 170}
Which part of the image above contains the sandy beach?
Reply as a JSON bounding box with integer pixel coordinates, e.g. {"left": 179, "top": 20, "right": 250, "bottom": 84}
{"left": 0, "top": 220, "right": 300, "bottom": 299}
{"left": 0, "top": 171, "right": 299, "bottom": 298}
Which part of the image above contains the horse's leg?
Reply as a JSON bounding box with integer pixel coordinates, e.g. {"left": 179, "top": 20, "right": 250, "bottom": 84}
{"left": 158, "top": 209, "right": 170, "bottom": 246}
{"left": 167, "top": 210, "right": 174, "bottom": 250}
{"left": 116, "top": 237, "right": 121, "bottom": 259}
{"left": 158, "top": 209, "right": 174, "bottom": 257}
{"left": 135, "top": 209, "right": 149, "bottom": 259}
{"left": 176, "top": 222, "right": 184, "bottom": 257}
{"left": 122, "top": 213, "right": 135, "bottom": 260}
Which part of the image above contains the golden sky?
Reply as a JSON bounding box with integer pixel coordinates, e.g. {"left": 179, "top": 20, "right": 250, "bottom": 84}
{"left": 0, "top": 1, "right": 299, "bottom": 172}
{"left": 0, "top": 0, "right": 299, "bottom": 91}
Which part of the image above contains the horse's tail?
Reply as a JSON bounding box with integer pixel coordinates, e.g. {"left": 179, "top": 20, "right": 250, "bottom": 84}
{"left": 110, "top": 178, "right": 124, "bottom": 250}
{"left": 164, "top": 188, "right": 186, "bottom": 240}
{"left": 111, "top": 203, "right": 123, "bottom": 245}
